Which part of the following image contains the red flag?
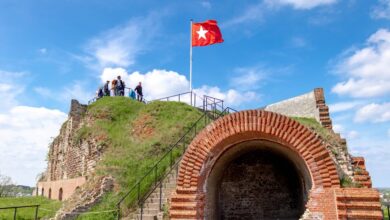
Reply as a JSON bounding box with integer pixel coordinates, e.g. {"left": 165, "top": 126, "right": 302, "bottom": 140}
{"left": 192, "top": 20, "right": 224, "bottom": 47}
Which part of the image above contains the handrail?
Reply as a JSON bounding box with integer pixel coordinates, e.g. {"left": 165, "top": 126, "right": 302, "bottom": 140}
{"left": 116, "top": 104, "right": 237, "bottom": 219}
{"left": 152, "top": 91, "right": 193, "bottom": 101}
{"left": 0, "top": 204, "right": 40, "bottom": 220}
{"left": 383, "top": 203, "right": 390, "bottom": 219}
{"left": 116, "top": 112, "right": 208, "bottom": 206}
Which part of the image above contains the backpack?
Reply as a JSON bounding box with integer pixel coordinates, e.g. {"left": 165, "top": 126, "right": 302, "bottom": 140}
{"left": 97, "top": 87, "right": 104, "bottom": 98}
{"left": 117, "top": 80, "right": 124, "bottom": 89}
{"left": 129, "top": 90, "right": 136, "bottom": 99}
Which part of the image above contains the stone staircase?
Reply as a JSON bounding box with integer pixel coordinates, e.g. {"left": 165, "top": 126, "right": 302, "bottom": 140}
{"left": 123, "top": 169, "right": 178, "bottom": 220}
{"left": 314, "top": 88, "right": 333, "bottom": 129}
{"left": 316, "top": 98, "right": 332, "bottom": 129}
{"left": 336, "top": 188, "right": 383, "bottom": 220}
{"left": 169, "top": 190, "right": 197, "bottom": 220}
{"left": 352, "top": 157, "right": 372, "bottom": 188}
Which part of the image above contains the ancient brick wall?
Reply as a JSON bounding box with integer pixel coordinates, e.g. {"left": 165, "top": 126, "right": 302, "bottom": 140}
{"left": 169, "top": 110, "right": 381, "bottom": 220}
{"left": 44, "top": 100, "right": 101, "bottom": 182}
{"left": 38, "top": 100, "right": 102, "bottom": 201}
{"left": 219, "top": 150, "right": 303, "bottom": 219}
{"left": 36, "top": 177, "right": 85, "bottom": 201}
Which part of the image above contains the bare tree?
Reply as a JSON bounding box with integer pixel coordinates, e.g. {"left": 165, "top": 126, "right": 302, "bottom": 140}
{"left": 0, "top": 173, "right": 14, "bottom": 197}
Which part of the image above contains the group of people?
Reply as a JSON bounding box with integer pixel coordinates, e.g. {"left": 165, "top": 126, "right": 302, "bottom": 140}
{"left": 96, "top": 76, "right": 144, "bottom": 102}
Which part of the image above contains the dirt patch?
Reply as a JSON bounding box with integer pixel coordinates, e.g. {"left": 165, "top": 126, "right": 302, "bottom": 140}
{"left": 132, "top": 113, "right": 155, "bottom": 139}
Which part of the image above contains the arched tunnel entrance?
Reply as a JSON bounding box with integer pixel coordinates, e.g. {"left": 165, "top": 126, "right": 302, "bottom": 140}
{"left": 205, "top": 140, "right": 311, "bottom": 220}
{"left": 170, "top": 110, "right": 341, "bottom": 220}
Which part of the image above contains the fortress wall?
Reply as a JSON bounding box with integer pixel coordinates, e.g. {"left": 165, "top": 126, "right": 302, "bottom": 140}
{"left": 264, "top": 88, "right": 333, "bottom": 129}
{"left": 38, "top": 100, "right": 102, "bottom": 201}
{"left": 37, "top": 177, "right": 85, "bottom": 201}
{"left": 264, "top": 90, "right": 320, "bottom": 121}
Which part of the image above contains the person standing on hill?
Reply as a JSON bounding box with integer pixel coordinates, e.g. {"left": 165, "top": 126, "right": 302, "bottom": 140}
{"left": 111, "top": 79, "right": 117, "bottom": 96}
{"left": 117, "top": 76, "right": 125, "bottom": 96}
{"left": 103, "top": 80, "right": 110, "bottom": 96}
{"left": 135, "top": 82, "right": 143, "bottom": 102}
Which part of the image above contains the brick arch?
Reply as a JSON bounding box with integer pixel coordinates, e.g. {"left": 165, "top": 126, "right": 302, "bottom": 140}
{"left": 171, "top": 110, "right": 340, "bottom": 219}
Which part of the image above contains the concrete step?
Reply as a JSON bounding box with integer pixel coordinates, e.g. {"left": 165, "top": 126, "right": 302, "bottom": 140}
{"left": 145, "top": 197, "right": 168, "bottom": 204}
{"left": 143, "top": 202, "right": 163, "bottom": 210}
{"left": 171, "top": 194, "right": 196, "bottom": 203}
{"left": 134, "top": 213, "right": 162, "bottom": 220}
{"left": 338, "top": 209, "right": 383, "bottom": 220}
{"left": 137, "top": 208, "right": 160, "bottom": 215}
{"left": 337, "top": 201, "right": 382, "bottom": 210}
{"left": 170, "top": 210, "right": 196, "bottom": 219}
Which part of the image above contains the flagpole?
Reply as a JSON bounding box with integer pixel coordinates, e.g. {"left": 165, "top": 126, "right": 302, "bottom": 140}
{"left": 190, "top": 19, "right": 193, "bottom": 92}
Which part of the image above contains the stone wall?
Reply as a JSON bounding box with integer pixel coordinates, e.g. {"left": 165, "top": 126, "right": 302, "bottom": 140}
{"left": 264, "top": 88, "right": 332, "bottom": 129}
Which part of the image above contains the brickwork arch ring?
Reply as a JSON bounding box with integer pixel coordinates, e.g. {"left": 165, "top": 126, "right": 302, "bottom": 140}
{"left": 170, "top": 110, "right": 340, "bottom": 219}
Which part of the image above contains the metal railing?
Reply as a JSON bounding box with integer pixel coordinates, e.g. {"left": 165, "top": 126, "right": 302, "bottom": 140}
{"left": 383, "top": 203, "right": 390, "bottom": 220}
{"left": 0, "top": 205, "right": 40, "bottom": 220}
{"left": 88, "top": 90, "right": 225, "bottom": 112}
{"left": 116, "top": 102, "right": 236, "bottom": 219}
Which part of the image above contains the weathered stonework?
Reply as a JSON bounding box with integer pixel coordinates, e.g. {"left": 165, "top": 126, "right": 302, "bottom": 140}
{"left": 54, "top": 176, "right": 114, "bottom": 220}
{"left": 36, "top": 177, "right": 85, "bottom": 201}
{"left": 169, "top": 110, "right": 382, "bottom": 219}
{"left": 38, "top": 100, "right": 103, "bottom": 201}
{"left": 264, "top": 88, "right": 332, "bottom": 129}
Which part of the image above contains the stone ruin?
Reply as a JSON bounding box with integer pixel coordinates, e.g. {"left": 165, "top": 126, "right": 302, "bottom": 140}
{"left": 35, "top": 88, "right": 382, "bottom": 220}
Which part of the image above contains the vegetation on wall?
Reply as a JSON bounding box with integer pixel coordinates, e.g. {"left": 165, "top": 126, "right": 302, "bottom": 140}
{"left": 63, "top": 97, "right": 204, "bottom": 219}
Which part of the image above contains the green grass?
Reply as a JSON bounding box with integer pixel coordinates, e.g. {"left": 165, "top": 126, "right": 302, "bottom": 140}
{"left": 291, "top": 117, "right": 364, "bottom": 188}
{"left": 0, "top": 196, "right": 62, "bottom": 219}
{"left": 384, "top": 206, "right": 389, "bottom": 220}
{"left": 291, "top": 117, "right": 348, "bottom": 154}
{"left": 69, "top": 97, "right": 205, "bottom": 219}
{"left": 291, "top": 117, "right": 331, "bottom": 139}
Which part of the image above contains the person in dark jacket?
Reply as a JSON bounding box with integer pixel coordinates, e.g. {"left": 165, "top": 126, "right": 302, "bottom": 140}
{"left": 117, "top": 76, "right": 125, "bottom": 96}
{"left": 103, "top": 80, "right": 110, "bottom": 96}
{"left": 135, "top": 82, "right": 143, "bottom": 102}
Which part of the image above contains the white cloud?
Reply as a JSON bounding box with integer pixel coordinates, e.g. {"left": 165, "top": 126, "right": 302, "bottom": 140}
{"left": 371, "top": 0, "right": 390, "bottom": 20}
{"left": 332, "top": 123, "right": 359, "bottom": 140}
{"left": 0, "top": 69, "right": 68, "bottom": 186}
{"left": 0, "top": 70, "right": 27, "bottom": 112}
{"left": 83, "top": 13, "right": 160, "bottom": 69}
{"left": 201, "top": 1, "right": 212, "bottom": 9}
{"left": 290, "top": 37, "right": 307, "bottom": 48}
{"left": 100, "top": 68, "right": 258, "bottom": 107}
{"left": 332, "top": 123, "right": 344, "bottom": 134}
{"left": 34, "top": 81, "right": 94, "bottom": 104}
{"left": 355, "top": 102, "right": 390, "bottom": 123}
{"left": 332, "top": 29, "right": 390, "bottom": 98}
{"left": 223, "top": 0, "right": 336, "bottom": 28}
{"left": 101, "top": 68, "right": 189, "bottom": 100}
{"left": 347, "top": 130, "right": 359, "bottom": 139}
{"left": 230, "top": 66, "right": 266, "bottom": 89}
{"left": 265, "top": 0, "right": 337, "bottom": 9}
{"left": 194, "top": 86, "right": 258, "bottom": 107}
{"left": 328, "top": 101, "right": 364, "bottom": 113}
{"left": 38, "top": 48, "right": 47, "bottom": 54}
{"left": 222, "top": 3, "right": 264, "bottom": 27}
{"left": 0, "top": 106, "right": 67, "bottom": 186}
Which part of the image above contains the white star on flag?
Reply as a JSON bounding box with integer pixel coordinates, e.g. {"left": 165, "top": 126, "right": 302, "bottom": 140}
{"left": 197, "top": 26, "right": 208, "bottom": 40}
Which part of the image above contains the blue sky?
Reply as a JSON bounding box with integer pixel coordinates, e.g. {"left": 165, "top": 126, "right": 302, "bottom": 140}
{"left": 0, "top": 0, "right": 389, "bottom": 187}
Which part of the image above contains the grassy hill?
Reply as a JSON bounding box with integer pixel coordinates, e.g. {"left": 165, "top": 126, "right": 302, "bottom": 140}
{"left": 0, "top": 197, "right": 61, "bottom": 219}
{"left": 63, "top": 97, "right": 204, "bottom": 219}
